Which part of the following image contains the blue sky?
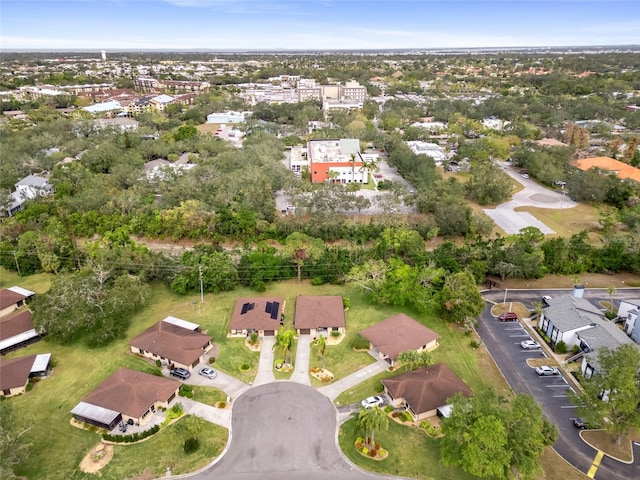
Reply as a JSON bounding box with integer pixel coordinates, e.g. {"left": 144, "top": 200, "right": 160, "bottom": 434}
{"left": 1, "top": 1, "right": 639, "bottom": 50}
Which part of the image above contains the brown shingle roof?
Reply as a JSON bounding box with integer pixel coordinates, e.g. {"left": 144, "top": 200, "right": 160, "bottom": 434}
{"left": 294, "top": 296, "right": 345, "bottom": 329}
{"left": 0, "top": 288, "right": 27, "bottom": 311}
{"left": 0, "top": 310, "right": 34, "bottom": 341}
{"left": 0, "top": 355, "right": 36, "bottom": 391}
{"left": 230, "top": 297, "right": 284, "bottom": 331}
{"left": 360, "top": 313, "right": 440, "bottom": 361}
{"left": 129, "top": 320, "right": 211, "bottom": 366}
{"left": 82, "top": 368, "right": 180, "bottom": 418}
{"left": 381, "top": 363, "right": 472, "bottom": 415}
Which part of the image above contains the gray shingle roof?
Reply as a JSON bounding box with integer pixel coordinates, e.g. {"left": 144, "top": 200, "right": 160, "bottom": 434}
{"left": 543, "top": 295, "right": 603, "bottom": 332}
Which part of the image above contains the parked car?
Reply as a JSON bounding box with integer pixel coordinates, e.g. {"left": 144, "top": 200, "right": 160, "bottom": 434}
{"left": 198, "top": 367, "right": 217, "bottom": 379}
{"left": 361, "top": 395, "right": 384, "bottom": 409}
{"left": 520, "top": 340, "right": 541, "bottom": 350}
{"left": 498, "top": 312, "right": 518, "bottom": 322}
{"left": 542, "top": 295, "right": 552, "bottom": 306}
{"left": 573, "top": 417, "right": 589, "bottom": 429}
{"left": 521, "top": 173, "right": 529, "bottom": 179}
{"left": 535, "top": 366, "right": 560, "bottom": 376}
{"left": 170, "top": 368, "right": 191, "bottom": 380}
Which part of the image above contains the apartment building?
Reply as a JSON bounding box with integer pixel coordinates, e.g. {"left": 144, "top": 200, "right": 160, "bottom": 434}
{"left": 134, "top": 77, "right": 210, "bottom": 95}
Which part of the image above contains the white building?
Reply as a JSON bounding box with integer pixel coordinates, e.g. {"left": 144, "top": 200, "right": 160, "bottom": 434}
{"left": 82, "top": 100, "right": 123, "bottom": 115}
{"left": 14, "top": 175, "right": 55, "bottom": 200}
{"left": 406, "top": 141, "right": 448, "bottom": 165}
{"left": 206, "top": 111, "right": 251, "bottom": 124}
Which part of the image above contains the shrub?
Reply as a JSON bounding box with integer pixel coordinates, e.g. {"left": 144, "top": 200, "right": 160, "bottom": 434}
{"left": 239, "top": 363, "right": 250, "bottom": 371}
{"left": 378, "top": 448, "right": 387, "bottom": 456}
{"left": 369, "top": 449, "right": 377, "bottom": 457}
{"left": 469, "top": 340, "right": 480, "bottom": 349}
{"left": 183, "top": 437, "right": 200, "bottom": 454}
{"left": 355, "top": 436, "right": 363, "bottom": 444}
{"left": 102, "top": 424, "right": 160, "bottom": 443}
{"left": 399, "top": 411, "right": 413, "bottom": 422}
{"left": 572, "top": 344, "right": 581, "bottom": 355}
{"left": 179, "top": 384, "right": 193, "bottom": 398}
{"left": 274, "top": 359, "right": 284, "bottom": 369}
{"left": 426, "top": 425, "right": 439, "bottom": 437}
{"left": 555, "top": 341, "right": 567, "bottom": 354}
{"left": 385, "top": 405, "right": 393, "bottom": 413}
{"left": 361, "top": 447, "right": 369, "bottom": 455}
{"left": 251, "top": 280, "right": 266, "bottom": 292}
{"left": 249, "top": 331, "right": 259, "bottom": 344}
{"left": 605, "top": 311, "right": 617, "bottom": 320}
{"left": 209, "top": 357, "right": 216, "bottom": 364}
{"left": 351, "top": 333, "right": 370, "bottom": 350}
{"left": 331, "top": 330, "right": 340, "bottom": 338}
{"left": 217, "top": 401, "right": 226, "bottom": 408}
{"left": 375, "top": 383, "right": 385, "bottom": 393}
{"left": 155, "top": 359, "right": 162, "bottom": 368}
{"left": 342, "top": 297, "right": 351, "bottom": 309}
{"left": 310, "top": 277, "right": 326, "bottom": 286}
{"left": 391, "top": 412, "right": 399, "bottom": 418}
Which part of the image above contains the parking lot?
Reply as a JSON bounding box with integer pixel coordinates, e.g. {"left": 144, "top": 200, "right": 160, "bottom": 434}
{"left": 479, "top": 289, "right": 640, "bottom": 480}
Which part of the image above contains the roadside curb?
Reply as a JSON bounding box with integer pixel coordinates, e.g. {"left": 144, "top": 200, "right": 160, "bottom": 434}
{"left": 579, "top": 429, "right": 636, "bottom": 465}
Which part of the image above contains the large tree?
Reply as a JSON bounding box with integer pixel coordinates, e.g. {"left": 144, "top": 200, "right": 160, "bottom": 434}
{"left": 571, "top": 344, "right": 640, "bottom": 446}
{"left": 283, "top": 232, "right": 326, "bottom": 281}
{"left": 0, "top": 401, "right": 31, "bottom": 480}
{"left": 437, "top": 270, "right": 484, "bottom": 324}
{"left": 31, "top": 269, "right": 150, "bottom": 346}
{"left": 356, "top": 405, "right": 389, "bottom": 449}
{"left": 441, "top": 387, "right": 556, "bottom": 479}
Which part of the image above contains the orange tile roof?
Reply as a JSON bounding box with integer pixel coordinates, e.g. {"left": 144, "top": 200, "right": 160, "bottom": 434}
{"left": 574, "top": 157, "right": 640, "bottom": 183}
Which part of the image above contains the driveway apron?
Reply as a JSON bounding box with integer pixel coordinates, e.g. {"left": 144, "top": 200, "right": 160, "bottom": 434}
{"left": 318, "top": 355, "right": 388, "bottom": 401}
{"left": 253, "top": 336, "right": 276, "bottom": 386}
{"left": 180, "top": 397, "right": 231, "bottom": 429}
{"left": 290, "top": 334, "right": 311, "bottom": 385}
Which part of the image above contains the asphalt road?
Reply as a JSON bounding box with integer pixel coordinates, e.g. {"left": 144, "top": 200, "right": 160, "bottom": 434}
{"left": 479, "top": 288, "right": 640, "bottom": 480}
{"left": 185, "top": 383, "right": 403, "bottom": 480}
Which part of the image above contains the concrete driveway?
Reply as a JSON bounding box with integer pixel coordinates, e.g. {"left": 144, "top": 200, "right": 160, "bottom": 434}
{"left": 187, "top": 383, "right": 398, "bottom": 480}
{"left": 482, "top": 162, "right": 578, "bottom": 234}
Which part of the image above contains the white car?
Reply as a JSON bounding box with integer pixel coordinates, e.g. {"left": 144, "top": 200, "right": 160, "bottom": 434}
{"left": 198, "top": 367, "right": 217, "bottom": 379}
{"left": 542, "top": 295, "right": 552, "bottom": 306}
{"left": 521, "top": 340, "right": 541, "bottom": 350}
{"left": 361, "top": 395, "right": 383, "bottom": 409}
{"left": 535, "top": 366, "right": 559, "bottom": 376}
{"left": 521, "top": 173, "right": 529, "bottom": 179}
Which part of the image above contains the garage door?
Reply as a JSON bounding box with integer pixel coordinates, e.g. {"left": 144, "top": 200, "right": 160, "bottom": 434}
{"left": 299, "top": 329, "right": 311, "bottom": 335}
{"left": 264, "top": 330, "right": 275, "bottom": 336}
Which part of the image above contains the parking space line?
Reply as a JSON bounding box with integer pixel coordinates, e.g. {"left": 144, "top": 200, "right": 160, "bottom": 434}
{"left": 561, "top": 405, "right": 578, "bottom": 408}
{"left": 586, "top": 450, "right": 604, "bottom": 478}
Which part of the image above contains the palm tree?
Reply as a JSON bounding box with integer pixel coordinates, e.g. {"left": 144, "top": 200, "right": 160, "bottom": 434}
{"left": 273, "top": 327, "right": 295, "bottom": 366}
{"left": 356, "top": 406, "right": 389, "bottom": 449}
{"left": 314, "top": 334, "right": 327, "bottom": 370}
{"left": 359, "top": 157, "right": 380, "bottom": 182}
{"left": 349, "top": 153, "right": 357, "bottom": 183}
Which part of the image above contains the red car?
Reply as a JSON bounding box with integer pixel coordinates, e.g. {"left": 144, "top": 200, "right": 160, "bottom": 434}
{"left": 498, "top": 312, "right": 518, "bottom": 322}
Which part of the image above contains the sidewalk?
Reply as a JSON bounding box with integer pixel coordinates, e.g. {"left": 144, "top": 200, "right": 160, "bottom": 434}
{"left": 179, "top": 397, "right": 231, "bottom": 429}
{"left": 317, "top": 352, "right": 388, "bottom": 402}
{"left": 253, "top": 336, "right": 276, "bottom": 386}
{"left": 290, "top": 335, "right": 311, "bottom": 385}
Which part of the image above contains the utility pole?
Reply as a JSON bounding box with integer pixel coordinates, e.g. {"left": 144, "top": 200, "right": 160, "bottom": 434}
{"left": 198, "top": 265, "right": 204, "bottom": 303}
{"left": 13, "top": 251, "right": 21, "bottom": 277}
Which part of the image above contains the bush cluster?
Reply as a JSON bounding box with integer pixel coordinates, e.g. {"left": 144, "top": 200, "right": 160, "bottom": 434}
{"left": 102, "top": 424, "right": 160, "bottom": 443}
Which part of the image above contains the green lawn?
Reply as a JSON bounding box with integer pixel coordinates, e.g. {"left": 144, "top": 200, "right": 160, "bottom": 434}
{"left": 192, "top": 386, "right": 228, "bottom": 406}
{"left": 339, "top": 417, "right": 478, "bottom": 480}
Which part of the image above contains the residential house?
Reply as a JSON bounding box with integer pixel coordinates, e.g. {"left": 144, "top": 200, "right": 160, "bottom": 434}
{"left": 0, "top": 286, "right": 35, "bottom": 317}
{"left": 71, "top": 367, "right": 180, "bottom": 430}
{"left": 149, "top": 94, "right": 175, "bottom": 111}
{"left": 573, "top": 157, "right": 640, "bottom": 184}
{"left": 539, "top": 295, "right": 604, "bottom": 348}
{"left": 0, "top": 353, "right": 51, "bottom": 397}
{"left": 229, "top": 297, "right": 285, "bottom": 337}
{"left": 293, "top": 296, "right": 346, "bottom": 336}
{"left": 618, "top": 299, "right": 640, "bottom": 344}
{"left": 360, "top": 313, "right": 440, "bottom": 367}
{"left": 308, "top": 138, "right": 367, "bottom": 184}
{"left": 129, "top": 316, "right": 212, "bottom": 371}
{"left": 14, "top": 175, "right": 55, "bottom": 200}
{"left": 0, "top": 310, "right": 40, "bottom": 354}
{"left": 381, "top": 363, "right": 472, "bottom": 420}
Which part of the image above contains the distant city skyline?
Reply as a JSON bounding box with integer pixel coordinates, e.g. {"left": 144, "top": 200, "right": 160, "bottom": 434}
{"left": 1, "top": 0, "right": 639, "bottom": 51}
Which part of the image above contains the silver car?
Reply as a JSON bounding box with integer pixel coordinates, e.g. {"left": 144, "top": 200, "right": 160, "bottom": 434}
{"left": 198, "top": 367, "right": 217, "bottom": 379}
{"left": 535, "top": 366, "right": 559, "bottom": 376}
{"left": 361, "top": 395, "right": 383, "bottom": 409}
{"left": 521, "top": 340, "right": 541, "bottom": 349}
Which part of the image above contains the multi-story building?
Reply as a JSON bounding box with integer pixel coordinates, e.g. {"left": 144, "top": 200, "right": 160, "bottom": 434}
{"left": 134, "top": 77, "right": 210, "bottom": 95}
{"left": 307, "top": 138, "right": 366, "bottom": 184}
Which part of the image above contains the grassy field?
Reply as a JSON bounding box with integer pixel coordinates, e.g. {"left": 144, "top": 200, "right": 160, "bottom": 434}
{"left": 516, "top": 203, "right": 601, "bottom": 238}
